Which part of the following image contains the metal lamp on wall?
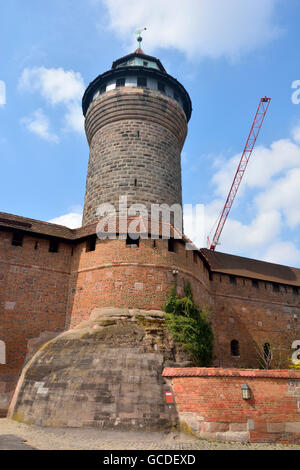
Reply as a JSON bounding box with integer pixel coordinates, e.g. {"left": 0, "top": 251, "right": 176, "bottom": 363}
{"left": 241, "top": 384, "right": 251, "bottom": 400}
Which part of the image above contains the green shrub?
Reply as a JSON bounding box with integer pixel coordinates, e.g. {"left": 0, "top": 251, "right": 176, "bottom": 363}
{"left": 163, "top": 281, "right": 214, "bottom": 367}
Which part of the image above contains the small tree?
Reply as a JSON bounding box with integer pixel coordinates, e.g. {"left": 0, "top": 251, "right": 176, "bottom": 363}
{"left": 163, "top": 281, "right": 214, "bottom": 367}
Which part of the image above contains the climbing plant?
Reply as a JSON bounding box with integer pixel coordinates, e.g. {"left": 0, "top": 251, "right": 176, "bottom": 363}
{"left": 163, "top": 281, "right": 214, "bottom": 367}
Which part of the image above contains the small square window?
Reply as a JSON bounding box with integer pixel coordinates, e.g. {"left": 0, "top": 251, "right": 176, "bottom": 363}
{"left": 158, "top": 82, "right": 165, "bottom": 93}
{"left": 168, "top": 238, "right": 175, "bottom": 252}
{"left": 229, "top": 275, "right": 236, "bottom": 285}
{"left": 86, "top": 236, "right": 96, "bottom": 252}
{"left": 126, "top": 235, "right": 139, "bottom": 248}
{"left": 252, "top": 279, "right": 259, "bottom": 289}
{"left": 116, "top": 78, "right": 125, "bottom": 88}
{"left": 137, "top": 77, "right": 147, "bottom": 88}
{"left": 273, "top": 283, "right": 279, "bottom": 293}
{"left": 49, "top": 239, "right": 59, "bottom": 253}
{"left": 143, "top": 61, "right": 148, "bottom": 67}
{"left": 11, "top": 232, "right": 23, "bottom": 247}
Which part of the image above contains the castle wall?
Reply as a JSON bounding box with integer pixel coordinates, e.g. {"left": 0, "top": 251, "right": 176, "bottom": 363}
{"left": 66, "top": 238, "right": 213, "bottom": 329}
{"left": 163, "top": 367, "right": 300, "bottom": 444}
{"left": 0, "top": 229, "right": 71, "bottom": 413}
{"left": 211, "top": 274, "right": 300, "bottom": 368}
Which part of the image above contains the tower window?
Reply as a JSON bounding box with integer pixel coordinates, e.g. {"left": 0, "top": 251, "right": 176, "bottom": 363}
{"left": 168, "top": 238, "right": 175, "bottom": 252}
{"left": 143, "top": 61, "right": 148, "bottom": 67}
{"left": 273, "top": 283, "right": 279, "bottom": 292}
{"left": 126, "top": 235, "right": 139, "bottom": 248}
{"left": 11, "top": 232, "right": 23, "bottom": 247}
{"left": 34, "top": 241, "right": 39, "bottom": 250}
{"left": 174, "top": 92, "right": 179, "bottom": 102}
{"left": 99, "top": 85, "right": 106, "bottom": 94}
{"left": 229, "top": 275, "right": 236, "bottom": 285}
{"left": 86, "top": 236, "right": 96, "bottom": 253}
{"left": 293, "top": 287, "right": 299, "bottom": 296}
{"left": 116, "top": 78, "right": 125, "bottom": 88}
{"left": 137, "top": 76, "right": 147, "bottom": 88}
{"left": 252, "top": 279, "right": 259, "bottom": 289}
{"left": 49, "top": 239, "right": 59, "bottom": 253}
{"left": 231, "top": 340, "right": 240, "bottom": 357}
{"left": 158, "top": 82, "right": 165, "bottom": 93}
{"left": 193, "top": 252, "right": 197, "bottom": 264}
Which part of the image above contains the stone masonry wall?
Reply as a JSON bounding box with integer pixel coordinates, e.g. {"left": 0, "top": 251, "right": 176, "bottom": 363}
{"left": 82, "top": 88, "right": 187, "bottom": 225}
{"left": 9, "top": 308, "right": 182, "bottom": 429}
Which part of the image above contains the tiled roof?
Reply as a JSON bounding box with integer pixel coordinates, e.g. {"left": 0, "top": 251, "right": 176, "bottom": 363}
{"left": 162, "top": 367, "right": 300, "bottom": 379}
{"left": 200, "top": 248, "right": 300, "bottom": 287}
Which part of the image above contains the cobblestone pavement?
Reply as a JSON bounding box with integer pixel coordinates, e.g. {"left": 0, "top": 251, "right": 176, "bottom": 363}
{"left": 0, "top": 419, "right": 299, "bottom": 450}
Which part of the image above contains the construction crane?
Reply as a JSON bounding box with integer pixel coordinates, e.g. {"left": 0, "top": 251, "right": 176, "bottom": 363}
{"left": 207, "top": 96, "right": 271, "bottom": 251}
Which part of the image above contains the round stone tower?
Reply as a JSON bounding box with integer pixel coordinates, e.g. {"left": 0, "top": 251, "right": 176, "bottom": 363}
{"left": 82, "top": 49, "right": 192, "bottom": 226}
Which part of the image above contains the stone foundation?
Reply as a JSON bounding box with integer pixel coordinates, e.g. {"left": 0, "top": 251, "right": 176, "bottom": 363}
{"left": 8, "top": 308, "right": 189, "bottom": 429}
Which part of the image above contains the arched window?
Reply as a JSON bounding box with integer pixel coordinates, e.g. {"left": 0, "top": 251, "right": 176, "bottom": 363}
{"left": 0, "top": 341, "right": 6, "bottom": 365}
{"left": 231, "top": 339, "right": 240, "bottom": 357}
{"left": 264, "top": 343, "right": 272, "bottom": 362}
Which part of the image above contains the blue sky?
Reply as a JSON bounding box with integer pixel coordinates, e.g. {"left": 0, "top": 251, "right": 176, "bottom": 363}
{"left": 1, "top": 0, "right": 300, "bottom": 267}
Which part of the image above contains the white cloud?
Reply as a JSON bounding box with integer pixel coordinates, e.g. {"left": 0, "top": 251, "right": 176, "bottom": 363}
{"left": 0, "top": 80, "right": 6, "bottom": 107}
{"left": 19, "top": 67, "right": 84, "bottom": 105}
{"left": 20, "top": 109, "right": 59, "bottom": 143}
{"left": 19, "top": 67, "right": 85, "bottom": 137}
{"left": 184, "top": 128, "right": 300, "bottom": 268}
{"left": 101, "top": 0, "right": 281, "bottom": 60}
{"left": 49, "top": 210, "right": 83, "bottom": 229}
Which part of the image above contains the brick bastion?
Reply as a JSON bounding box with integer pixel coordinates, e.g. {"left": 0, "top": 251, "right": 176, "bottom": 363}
{"left": 163, "top": 367, "right": 300, "bottom": 444}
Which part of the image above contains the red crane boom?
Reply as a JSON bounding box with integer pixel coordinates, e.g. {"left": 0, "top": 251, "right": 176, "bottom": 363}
{"left": 208, "top": 97, "right": 271, "bottom": 251}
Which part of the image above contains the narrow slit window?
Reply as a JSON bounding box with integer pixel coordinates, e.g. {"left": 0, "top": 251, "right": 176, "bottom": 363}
{"left": 231, "top": 340, "right": 240, "bottom": 357}
{"left": 49, "top": 239, "right": 59, "bottom": 253}
{"left": 12, "top": 232, "right": 23, "bottom": 247}
{"left": 193, "top": 252, "right": 197, "bottom": 264}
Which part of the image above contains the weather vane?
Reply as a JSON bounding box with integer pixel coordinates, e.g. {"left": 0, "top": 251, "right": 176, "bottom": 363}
{"left": 134, "top": 28, "right": 147, "bottom": 49}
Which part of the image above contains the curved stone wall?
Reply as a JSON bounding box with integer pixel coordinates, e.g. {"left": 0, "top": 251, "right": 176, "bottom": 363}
{"left": 82, "top": 88, "right": 188, "bottom": 226}
{"left": 8, "top": 308, "right": 185, "bottom": 429}
{"left": 66, "top": 237, "right": 213, "bottom": 329}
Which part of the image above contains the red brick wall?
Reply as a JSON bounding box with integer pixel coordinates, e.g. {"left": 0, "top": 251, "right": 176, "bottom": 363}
{"left": 163, "top": 368, "right": 300, "bottom": 444}
{"left": 66, "top": 237, "right": 213, "bottom": 328}
{"left": 0, "top": 230, "right": 71, "bottom": 373}
{"left": 210, "top": 273, "right": 300, "bottom": 368}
